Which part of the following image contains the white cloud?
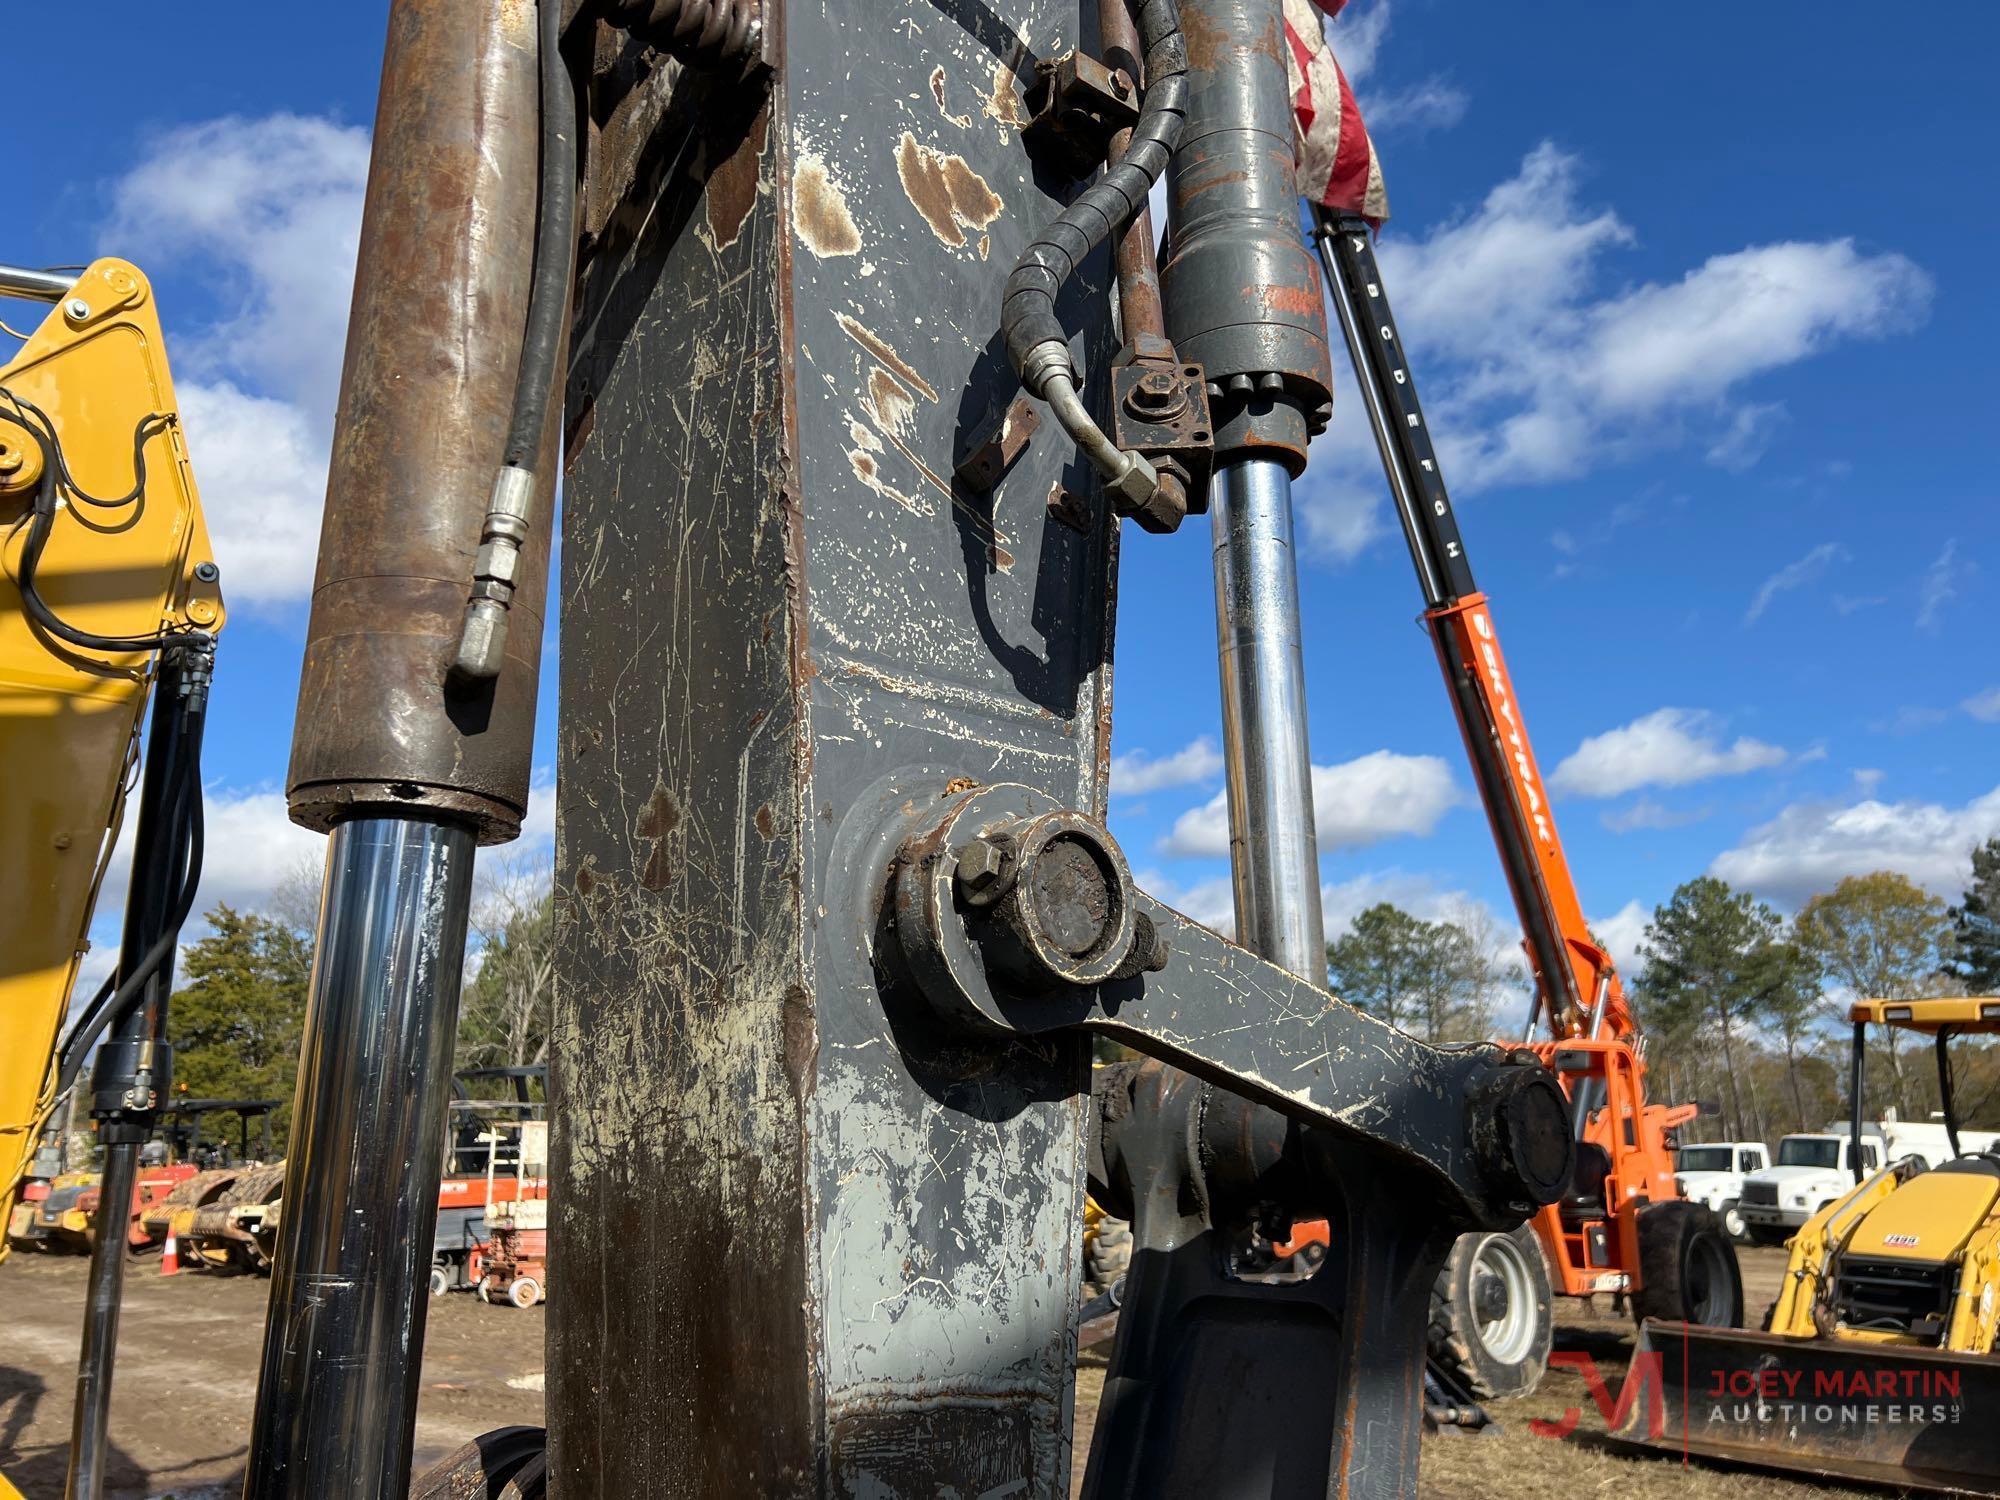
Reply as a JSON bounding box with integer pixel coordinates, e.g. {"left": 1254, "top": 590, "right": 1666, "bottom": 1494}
{"left": 1137, "top": 869, "right": 1238, "bottom": 935}
{"left": 1711, "top": 784, "right": 2000, "bottom": 907}
{"left": 1745, "top": 542, "right": 1847, "bottom": 624}
{"left": 1964, "top": 688, "right": 2000, "bottom": 723}
{"left": 101, "top": 114, "right": 369, "bottom": 605}
{"left": 1293, "top": 147, "right": 1930, "bottom": 559}
{"left": 1325, "top": 2, "right": 1464, "bottom": 135}
{"left": 176, "top": 381, "right": 329, "bottom": 603}
{"left": 1918, "top": 539, "right": 1969, "bottom": 632}
{"left": 1365, "top": 78, "right": 1468, "bottom": 136}
{"left": 104, "top": 114, "right": 369, "bottom": 424}
{"left": 1550, "top": 708, "right": 1786, "bottom": 799}
{"left": 1326, "top": 0, "right": 1392, "bottom": 84}
{"left": 1163, "top": 749, "right": 1459, "bottom": 856}
{"left": 1592, "top": 900, "right": 1650, "bottom": 979}
{"left": 91, "top": 786, "right": 323, "bottom": 940}
{"left": 1110, "top": 737, "right": 1224, "bottom": 797}
{"left": 1600, "top": 796, "right": 1709, "bottom": 834}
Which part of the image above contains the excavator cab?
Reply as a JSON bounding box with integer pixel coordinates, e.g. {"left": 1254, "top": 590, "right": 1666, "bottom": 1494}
{"left": 1617, "top": 997, "right": 2000, "bottom": 1493}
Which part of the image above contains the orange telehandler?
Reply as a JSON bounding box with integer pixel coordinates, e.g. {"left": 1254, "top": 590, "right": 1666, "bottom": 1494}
{"left": 1310, "top": 210, "right": 1743, "bottom": 1398}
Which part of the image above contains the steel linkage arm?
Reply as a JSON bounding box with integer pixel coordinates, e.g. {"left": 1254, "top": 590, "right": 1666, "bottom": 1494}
{"left": 885, "top": 780, "right": 1573, "bottom": 1500}
{"left": 887, "top": 780, "right": 1572, "bottom": 1230}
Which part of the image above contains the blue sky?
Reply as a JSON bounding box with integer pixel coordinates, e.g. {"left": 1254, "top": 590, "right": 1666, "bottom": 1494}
{"left": 8, "top": 2, "right": 1996, "bottom": 990}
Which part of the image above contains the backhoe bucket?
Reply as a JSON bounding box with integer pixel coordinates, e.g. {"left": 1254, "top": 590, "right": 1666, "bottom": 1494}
{"left": 1610, "top": 1320, "right": 2000, "bottom": 1495}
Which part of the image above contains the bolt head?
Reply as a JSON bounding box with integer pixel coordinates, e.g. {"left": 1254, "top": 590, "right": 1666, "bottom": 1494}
{"left": 64, "top": 298, "right": 91, "bottom": 322}
{"left": 193, "top": 561, "right": 220, "bottom": 583}
{"left": 955, "top": 838, "right": 1011, "bottom": 904}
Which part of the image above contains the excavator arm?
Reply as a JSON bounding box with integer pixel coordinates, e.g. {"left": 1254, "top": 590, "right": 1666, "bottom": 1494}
{"left": 0, "top": 258, "right": 222, "bottom": 1245}
{"left": 1, "top": 258, "right": 224, "bottom": 1498}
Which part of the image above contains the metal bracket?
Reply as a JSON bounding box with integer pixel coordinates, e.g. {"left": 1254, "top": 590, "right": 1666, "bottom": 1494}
{"left": 1022, "top": 51, "right": 1141, "bottom": 177}
{"left": 1110, "top": 335, "right": 1213, "bottom": 529}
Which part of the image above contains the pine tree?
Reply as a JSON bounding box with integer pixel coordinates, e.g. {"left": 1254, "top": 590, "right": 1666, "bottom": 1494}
{"left": 1636, "top": 877, "right": 1784, "bottom": 1141}
{"left": 1951, "top": 838, "right": 2000, "bottom": 992}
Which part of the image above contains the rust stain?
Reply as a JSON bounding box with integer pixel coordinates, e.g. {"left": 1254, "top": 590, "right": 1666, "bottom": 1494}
{"left": 1178, "top": 3, "right": 1230, "bottom": 72}
{"left": 639, "top": 842, "right": 676, "bottom": 892}
{"left": 636, "top": 784, "right": 682, "bottom": 840}
{"left": 754, "top": 804, "right": 776, "bottom": 840}
{"left": 985, "top": 51, "right": 1029, "bottom": 130}
{"left": 792, "top": 154, "right": 861, "bottom": 257}
{"left": 929, "top": 66, "right": 973, "bottom": 128}
{"left": 1256, "top": 282, "right": 1320, "bottom": 317}
{"left": 865, "top": 367, "right": 916, "bottom": 436}
{"left": 705, "top": 110, "right": 768, "bottom": 250}
{"left": 896, "top": 134, "right": 1004, "bottom": 249}
{"left": 834, "top": 314, "right": 938, "bottom": 403}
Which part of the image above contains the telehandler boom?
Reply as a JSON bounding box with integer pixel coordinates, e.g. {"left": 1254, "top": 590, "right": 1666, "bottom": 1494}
{"left": 1314, "top": 210, "right": 1743, "bottom": 1391}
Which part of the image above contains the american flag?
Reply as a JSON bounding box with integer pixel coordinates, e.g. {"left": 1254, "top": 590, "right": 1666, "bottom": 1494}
{"left": 1283, "top": 0, "right": 1389, "bottom": 225}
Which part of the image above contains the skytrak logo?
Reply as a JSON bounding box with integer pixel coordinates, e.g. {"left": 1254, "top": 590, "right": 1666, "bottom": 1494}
{"left": 1468, "top": 610, "right": 1553, "bottom": 847}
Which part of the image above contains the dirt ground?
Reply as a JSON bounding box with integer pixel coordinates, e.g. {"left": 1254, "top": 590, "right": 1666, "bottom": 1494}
{"left": 0, "top": 1253, "right": 544, "bottom": 1498}
{"left": 0, "top": 1245, "right": 1910, "bottom": 1498}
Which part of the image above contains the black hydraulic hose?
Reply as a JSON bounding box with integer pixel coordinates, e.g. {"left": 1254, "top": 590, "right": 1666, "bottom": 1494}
{"left": 54, "top": 661, "right": 209, "bottom": 1096}
{"left": 598, "top": 0, "right": 765, "bottom": 72}
{"left": 453, "top": 0, "right": 577, "bottom": 680}
{"left": 1850, "top": 1020, "right": 1867, "bottom": 1185}
{"left": 1937, "top": 1026, "right": 1962, "bottom": 1160}
{"left": 1001, "top": 0, "right": 1189, "bottom": 386}
{"left": 503, "top": 0, "right": 578, "bottom": 472}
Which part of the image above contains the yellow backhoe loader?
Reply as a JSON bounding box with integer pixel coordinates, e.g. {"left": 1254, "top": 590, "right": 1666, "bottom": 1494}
{"left": 1615, "top": 995, "right": 2000, "bottom": 1493}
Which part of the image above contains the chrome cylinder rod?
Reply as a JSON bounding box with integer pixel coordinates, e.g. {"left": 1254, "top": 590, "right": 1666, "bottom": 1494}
{"left": 1210, "top": 458, "right": 1327, "bottom": 980}
{"left": 0, "top": 263, "right": 78, "bottom": 301}
{"left": 64, "top": 1141, "right": 138, "bottom": 1499}
{"left": 245, "top": 815, "right": 477, "bottom": 1499}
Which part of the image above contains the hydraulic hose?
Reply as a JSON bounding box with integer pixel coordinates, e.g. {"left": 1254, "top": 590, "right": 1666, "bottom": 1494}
{"left": 1001, "top": 0, "right": 1188, "bottom": 490}
{"left": 598, "top": 0, "right": 765, "bottom": 72}
{"left": 53, "top": 647, "right": 210, "bottom": 1096}
{"left": 453, "top": 0, "right": 578, "bottom": 681}
{"left": 1, "top": 391, "right": 200, "bottom": 656}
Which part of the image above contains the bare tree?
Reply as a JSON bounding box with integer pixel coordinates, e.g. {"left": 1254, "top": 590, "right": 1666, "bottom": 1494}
{"left": 457, "top": 854, "right": 555, "bottom": 1069}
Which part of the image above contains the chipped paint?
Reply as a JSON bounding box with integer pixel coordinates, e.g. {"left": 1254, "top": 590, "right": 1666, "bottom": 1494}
{"left": 794, "top": 153, "right": 862, "bottom": 257}
{"left": 929, "top": 65, "right": 974, "bottom": 128}
{"left": 895, "top": 134, "right": 1004, "bottom": 249}
{"left": 833, "top": 314, "right": 939, "bottom": 403}
{"left": 984, "top": 50, "right": 1030, "bottom": 133}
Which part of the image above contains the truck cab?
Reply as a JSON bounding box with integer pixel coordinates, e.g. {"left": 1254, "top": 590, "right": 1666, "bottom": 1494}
{"left": 1674, "top": 1141, "right": 1770, "bottom": 1241}
{"left": 1738, "top": 1131, "right": 1884, "bottom": 1244}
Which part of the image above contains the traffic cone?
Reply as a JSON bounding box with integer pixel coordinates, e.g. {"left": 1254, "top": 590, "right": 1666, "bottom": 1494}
{"left": 160, "top": 1230, "right": 180, "bottom": 1276}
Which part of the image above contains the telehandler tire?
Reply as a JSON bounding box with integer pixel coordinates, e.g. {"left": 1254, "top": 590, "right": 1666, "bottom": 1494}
{"left": 1633, "top": 1201, "right": 1742, "bottom": 1328}
{"left": 1428, "top": 1225, "right": 1552, "bottom": 1399}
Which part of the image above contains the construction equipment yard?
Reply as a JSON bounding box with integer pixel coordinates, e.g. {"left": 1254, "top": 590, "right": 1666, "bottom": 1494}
{"left": 6, "top": 0, "right": 1995, "bottom": 1496}
{"left": 3, "top": 1248, "right": 1871, "bottom": 1500}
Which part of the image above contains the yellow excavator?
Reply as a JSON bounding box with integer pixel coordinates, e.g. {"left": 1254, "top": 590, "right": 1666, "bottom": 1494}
{"left": 1616, "top": 995, "right": 2000, "bottom": 1493}
{"left": 1, "top": 256, "right": 223, "bottom": 1497}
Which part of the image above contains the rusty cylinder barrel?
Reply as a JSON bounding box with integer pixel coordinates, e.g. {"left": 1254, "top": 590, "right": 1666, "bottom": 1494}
{"left": 286, "top": 0, "right": 557, "bottom": 845}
